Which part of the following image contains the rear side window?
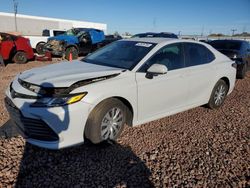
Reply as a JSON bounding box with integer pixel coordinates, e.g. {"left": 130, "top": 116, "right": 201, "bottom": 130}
{"left": 184, "top": 43, "right": 215, "bottom": 67}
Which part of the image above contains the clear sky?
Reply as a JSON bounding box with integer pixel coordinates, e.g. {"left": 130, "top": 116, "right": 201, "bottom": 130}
{"left": 0, "top": 0, "right": 249, "bottom": 35}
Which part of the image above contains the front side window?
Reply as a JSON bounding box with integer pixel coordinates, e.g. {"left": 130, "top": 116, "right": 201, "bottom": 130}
{"left": 82, "top": 41, "right": 156, "bottom": 70}
{"left": 184, "top": 43, "right": 215, "bottom": 67}
{"left": 139, "top": 43, "right": 184, "bottom": 72}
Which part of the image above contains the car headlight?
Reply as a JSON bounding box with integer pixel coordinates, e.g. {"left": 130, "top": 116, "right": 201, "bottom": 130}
{"left": 31, "top": 93, "right": 87, "bottom": 107}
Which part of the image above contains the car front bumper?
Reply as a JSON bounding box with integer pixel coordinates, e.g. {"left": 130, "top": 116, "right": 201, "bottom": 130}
{"left": 5, "top": 86, "right": 93, "bottom": 149}
{"left": 44, "top": 42, "right": 65, "bottom": 57}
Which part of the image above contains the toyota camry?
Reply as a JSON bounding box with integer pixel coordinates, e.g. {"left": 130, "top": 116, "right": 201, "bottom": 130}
{"left": 5, "top": 38, "right": 236, "bottom": 149}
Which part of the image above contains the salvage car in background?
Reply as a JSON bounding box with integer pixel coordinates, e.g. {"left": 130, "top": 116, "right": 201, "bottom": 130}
{"left": 209, "top": 40, "right": 250, "bottom": 79}
{"left": 25, "top": 29, "right": 66, "bottom": 54}
{"left": 0, "top": 32, "right": 34, "bottom": 65}
{"left": 5, "top": 38, "right": 236, "bottom": 149}
{"left": 99, "top": 34, "right": 122, "bottom": 47}
{"left": 132, "top": 32, "right": 178, "bottom": 39}
{"left": 44, "top": 28, "right": 105, "bottom": 60}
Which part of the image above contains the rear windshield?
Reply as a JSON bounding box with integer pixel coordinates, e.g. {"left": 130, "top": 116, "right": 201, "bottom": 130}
{"left": 209, "top": 41, "right": 242, "bottom": 50}
{"left": 82, "top": 41, "right": 156, "bottom": 70}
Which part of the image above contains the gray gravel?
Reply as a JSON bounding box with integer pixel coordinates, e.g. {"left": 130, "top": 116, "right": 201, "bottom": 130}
{"left": 0, "top": 62, "right": 250, "bottom": 187}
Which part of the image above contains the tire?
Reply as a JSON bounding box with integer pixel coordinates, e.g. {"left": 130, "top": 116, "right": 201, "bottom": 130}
{"left": 207, "top": 80, "right": 229, "bottom": 109}
{"left": 85, "top": 98, "right": 127, "bottom": 144}
{"left": 13, "top": 51, "right": 27, "bottom": 64}
{"left": 65, "top": 47, "right": 78, "bottom": 60}
{"left": 237, "top": 63, "right": 247, "bottom": 79}
{"left": 36, "top": 42, "right": 45, "bottom": 55}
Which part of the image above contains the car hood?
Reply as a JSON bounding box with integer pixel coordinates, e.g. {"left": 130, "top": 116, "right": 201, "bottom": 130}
{"left": 18, "top": 61, "right": 124, "bottom": 88}
{"left": 48, "top": 35, "right": 78, "bottom": 44}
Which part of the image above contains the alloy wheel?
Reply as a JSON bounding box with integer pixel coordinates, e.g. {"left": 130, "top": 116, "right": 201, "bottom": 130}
{"left": 101, "top": 107, "right": 124, "bottom": 140}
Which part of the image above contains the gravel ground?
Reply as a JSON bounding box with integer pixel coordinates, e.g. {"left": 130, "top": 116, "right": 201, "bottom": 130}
{"left": 0, "top": 61, "right": 250, "bottom": 187}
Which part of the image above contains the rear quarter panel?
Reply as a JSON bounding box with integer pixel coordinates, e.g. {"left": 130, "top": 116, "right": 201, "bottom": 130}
{"left": 15, "top": 37, "right": 34, "bottom": 59}
{"left": 212, "top": 50, "right": 236, "bottom": 95}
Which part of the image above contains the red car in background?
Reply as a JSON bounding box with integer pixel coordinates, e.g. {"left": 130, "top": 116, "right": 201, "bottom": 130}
{"left": 0, "top": 32, "right": 34, "bottom": 66}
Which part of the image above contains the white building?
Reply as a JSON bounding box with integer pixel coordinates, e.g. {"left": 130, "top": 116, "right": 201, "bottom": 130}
{"left": 0, "top": 12, "right": 107, "bottom": 35}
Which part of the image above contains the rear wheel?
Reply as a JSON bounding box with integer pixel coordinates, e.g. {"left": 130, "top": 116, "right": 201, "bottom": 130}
{"left": 85, "top": 98, "right": 127, "bottom": 144}
{"left": 65, "top": 47, "right": 78, "bottom": 60}
{"left": 13, "top": 51, "right": 27, "bottom": 64}
{"left": 36, "top": 42, "right": 45, "bottom": 55}
{"left": 207, "top": 80, "right": 229, "bottom": 109}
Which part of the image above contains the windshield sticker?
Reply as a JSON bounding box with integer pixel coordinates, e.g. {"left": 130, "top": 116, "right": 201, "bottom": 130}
{"left": 135, "top": 43, "right": 153, "bottom": 47}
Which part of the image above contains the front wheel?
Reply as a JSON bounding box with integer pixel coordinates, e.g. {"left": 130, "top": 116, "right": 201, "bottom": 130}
{"left": 85, "top": 98, "right": 127, "bottom": 144}
{"left": 65, "top": 47, "right": 78, "bottom": 60}
{"left": 13, "top": 51, "right": 27, "bottom": 64}
{"left": 207, "top": 80, "right": 229, "bottom": 109}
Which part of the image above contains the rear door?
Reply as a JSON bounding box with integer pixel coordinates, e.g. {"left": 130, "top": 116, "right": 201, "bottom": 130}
{"left": 183, "top": 43, "right": 217, "bottom": 105}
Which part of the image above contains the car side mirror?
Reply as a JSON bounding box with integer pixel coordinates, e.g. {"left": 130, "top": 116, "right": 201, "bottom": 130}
{"left": 146, "top": 64, "right": 168, "bottom": 79}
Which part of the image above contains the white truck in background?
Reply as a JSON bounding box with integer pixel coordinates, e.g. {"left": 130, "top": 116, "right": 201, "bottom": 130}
{"left": 25, "top": 29, "right": 66, "bottom": 54}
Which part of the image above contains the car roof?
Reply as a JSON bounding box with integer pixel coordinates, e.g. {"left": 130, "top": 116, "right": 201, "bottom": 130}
{"left": 123, "top": 37, "right": 177, "bottom": 44}
{"left": 210, "top": 39, "right": 247, "bottom": 43}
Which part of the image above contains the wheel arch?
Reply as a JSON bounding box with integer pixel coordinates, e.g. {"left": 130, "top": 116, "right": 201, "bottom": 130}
{"left": 66, "top": 44, "right": 79, "bottom": 52}
{"left": 89, "top": 96, "right": 134, "bottom": 127}
{"left": 36, "top": 41, "right": 46, "bottom": 48}
{"left": 113, "top": 96, "right": 134, "bottom": 126}
{"left": 220, "top": 76, "right": 230, "bottom": 89}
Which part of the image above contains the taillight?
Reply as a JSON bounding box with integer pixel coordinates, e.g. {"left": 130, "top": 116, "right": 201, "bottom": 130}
{"left": 232, "top": 62, "right": 237, "bottom": 69}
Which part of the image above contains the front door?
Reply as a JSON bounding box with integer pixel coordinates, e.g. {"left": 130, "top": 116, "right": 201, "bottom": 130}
{"left": 136, "top": 43, "right": 188, "bottom": 122}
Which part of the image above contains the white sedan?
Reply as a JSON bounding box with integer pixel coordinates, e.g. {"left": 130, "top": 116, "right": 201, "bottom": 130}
{"left": 5, "top": 38, "right": 236, "bottom": 149}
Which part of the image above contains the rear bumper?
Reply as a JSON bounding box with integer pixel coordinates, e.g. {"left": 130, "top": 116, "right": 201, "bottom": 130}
{"left": 26, "top": 49, "right": 34, "bottom": 60}
{"left": 44, "top": 43, "right": 65, "bottom": 56}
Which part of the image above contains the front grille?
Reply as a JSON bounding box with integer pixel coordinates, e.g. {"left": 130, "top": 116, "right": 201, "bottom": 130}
{"left": 4, "top": 97, "right": 59, "bottom": 141}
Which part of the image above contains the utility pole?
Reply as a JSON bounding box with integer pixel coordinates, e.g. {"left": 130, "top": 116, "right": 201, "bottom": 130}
{"left": 201, "top": 26, "right": 204, "bottom": 37}
{"left": 178, "top": 31, "right": 181, "bottom": 38}
{"left": 152, "top": 17, "right": 156, "bottom": 32}
{"left": 13, "top": 0, "right": 18, "bottom": 31}
{"left": 231, "top": 29, "right": 237, "bottom": 36}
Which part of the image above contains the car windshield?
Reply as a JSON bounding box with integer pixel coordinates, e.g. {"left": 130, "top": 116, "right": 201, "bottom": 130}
{"left": 76, "top": 31, "right": 87, "bottom": 37}
{"left": 209, "top": 41, "right": 242, "bottom": 50}
{"left": 82, "top": 41, "right": 156, "bottom": 70}
{"left": 66, "top": 28, "right": 87, "bottom": 36}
